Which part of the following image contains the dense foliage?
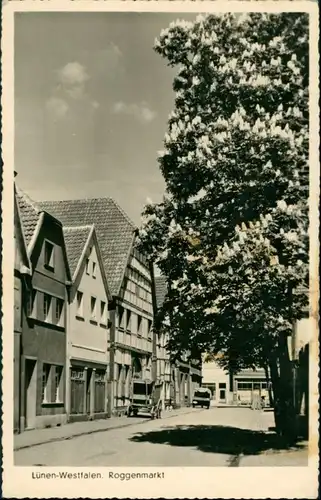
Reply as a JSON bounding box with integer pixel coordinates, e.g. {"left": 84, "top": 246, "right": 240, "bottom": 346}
{"left": 138, "top": 13, "right": 309, "bottom": 377}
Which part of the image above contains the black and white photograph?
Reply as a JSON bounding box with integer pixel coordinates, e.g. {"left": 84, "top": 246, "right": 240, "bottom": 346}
{"left": 1, "top": 1, "right": 319, "bottom": 498}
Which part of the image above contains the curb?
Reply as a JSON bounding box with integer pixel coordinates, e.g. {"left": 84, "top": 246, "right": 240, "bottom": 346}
{"left": 14, "top": 408, "right": 203, "bottom": 452}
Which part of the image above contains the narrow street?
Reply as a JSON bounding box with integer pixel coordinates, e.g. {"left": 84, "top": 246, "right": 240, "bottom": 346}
{"left": 15, "top": 408, "right": 308, "bottom": 467}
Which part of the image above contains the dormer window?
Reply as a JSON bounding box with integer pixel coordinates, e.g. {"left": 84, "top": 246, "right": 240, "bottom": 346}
{"left": 44, "top": 241, "right": 54, "bottom": 270}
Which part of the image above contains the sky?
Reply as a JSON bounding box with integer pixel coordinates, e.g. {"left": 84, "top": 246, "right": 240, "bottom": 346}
{"left": 14, "top": 12, "right": 198, "bottom": 225}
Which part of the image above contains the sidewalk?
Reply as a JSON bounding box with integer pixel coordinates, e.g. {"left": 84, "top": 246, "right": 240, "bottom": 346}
{"left": 14, "top": 406, "right": 200, "bottom": 451}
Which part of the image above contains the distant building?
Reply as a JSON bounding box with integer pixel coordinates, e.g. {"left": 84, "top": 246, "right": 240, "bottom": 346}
{"left": 201, "top": 356, "right": 230, "bottom": 405}
{"left": 38, "top": 198, "right": 155, "bottom": 414}
{"left": 16, "top": 187, "right": 71, "bottom": 431}
{"left": 13, "top": 179, "right": 32, "bottom": 433}
{"left": 63, "top": 224, "right": 112, "bottom": 421}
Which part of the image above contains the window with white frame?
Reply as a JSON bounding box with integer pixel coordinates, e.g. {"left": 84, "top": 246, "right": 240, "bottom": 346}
{"left": 76, "top": 291, "right": 84, "bottom": 318}
{"left": 54, "top": 366, "right": 63, "bottom": 402}
{"left": 92, "top": 261, "right": 97, "bottom": 278}
{"left": 118, "top": 306, "right": 125, "bottom": 330}
{"left": 27, "top": 289, "right": 37, "bottom": 318}
{"left": 44, "top": 241, "right": 55, "bottom": 270}
{"left": 126, "top": 310, "right": 132, "bottom": 332}
{"left": 42, "top": 364, "right": 50, "bottom": 402}
{"left": 100, "top": 301, "right": 107, "bottom": 325}
{"left": 137, "top": 315, "right": 142, "bottom": 336}
{"left": 90, "top": 296, "right": 97, "bottom": 321}
{"left": 43, "top": 293, "right": 52, "bottom": 322}
{"left": 55, "top": 298, "right": 64, "bottom": 326}
{"left": 85, "top": 258, "right": 90, "bottom": 274}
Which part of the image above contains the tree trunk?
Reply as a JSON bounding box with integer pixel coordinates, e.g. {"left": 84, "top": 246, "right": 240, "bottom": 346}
{"left": 269, "top": 336, "right": 297, "bottom": 443}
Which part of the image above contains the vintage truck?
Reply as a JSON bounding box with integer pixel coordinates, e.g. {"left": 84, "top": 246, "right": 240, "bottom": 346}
{"left": 127, "top": 379, "right": 162, "bottom": 419}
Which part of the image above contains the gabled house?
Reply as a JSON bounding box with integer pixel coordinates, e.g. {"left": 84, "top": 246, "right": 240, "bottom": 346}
{"left": 38, "top": 198, "right": 155, "bottom": 414}
{"left": 16, "top": 186, "right": 71, "bottom": 431}
{"left": 152, "top": 275, "right": 202, "bottom": 408}
{"left": 14, "top": 176, "right": 32, "bottom": 433}
{"left": 63, "top": 224, "right": 112, "bottom": 421}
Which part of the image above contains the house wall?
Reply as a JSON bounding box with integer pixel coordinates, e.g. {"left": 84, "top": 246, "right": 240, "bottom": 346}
{"left": 111, "top": 250, "right": 154, "bottom": 411}
{"left": 70, "top": 244, "right": 109, "bottom": 364}
{"left": 20, "top": 221, "right": 68, "bottom": 431}
{"left": 68, "top": 243, "right": 110, "bottom": 421}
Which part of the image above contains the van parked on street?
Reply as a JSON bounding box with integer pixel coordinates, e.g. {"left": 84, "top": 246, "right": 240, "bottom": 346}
{"left": 192, "top": 388, "right": 211, "bottom": 409}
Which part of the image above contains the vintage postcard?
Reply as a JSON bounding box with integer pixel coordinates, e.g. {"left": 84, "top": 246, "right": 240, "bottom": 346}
{"left": 1, "top": 0, "right": 319, "bottom": 498}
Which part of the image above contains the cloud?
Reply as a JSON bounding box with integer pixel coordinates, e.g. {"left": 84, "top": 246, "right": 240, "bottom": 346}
{"left": 112, "top": 101, "right": 157, "bottom": 124}
{"left": 58, "top": 62, "right": 89, "bottom": 86}
{"left": 56, "top": 61, "right": 90, "bottom": 100}
{"left": 45, "top": 96, "right": 69, "bottom": 119}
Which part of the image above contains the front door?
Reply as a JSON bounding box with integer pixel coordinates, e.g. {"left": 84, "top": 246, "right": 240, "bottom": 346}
{"left": 25, "top": 359, "right": 37, "bottom": 429}
{"left": 86, "top": 369, "right": 92, "bottom": 415}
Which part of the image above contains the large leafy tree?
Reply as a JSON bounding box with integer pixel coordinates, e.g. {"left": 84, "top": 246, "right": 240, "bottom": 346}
{"left": 138, "top": 13, "right": 309, "bottom": 439}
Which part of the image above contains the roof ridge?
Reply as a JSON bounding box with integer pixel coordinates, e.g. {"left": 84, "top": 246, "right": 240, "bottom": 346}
{"left": 40, "top": 196, "right": 137, "bottom": 230}
{"left": 63, "top": 224, "right": 94, "bottom": 231}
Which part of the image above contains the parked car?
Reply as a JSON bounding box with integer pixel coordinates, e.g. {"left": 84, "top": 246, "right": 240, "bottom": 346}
{"left": 127, "top": 379, "right": 162, "bottom": 419}
{"left": 192, "top": 388, "right": 211, "bottom": 409}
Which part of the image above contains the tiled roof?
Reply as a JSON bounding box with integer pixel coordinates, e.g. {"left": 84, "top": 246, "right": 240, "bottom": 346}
{"left": 155, "top": 275, "right": 168, "bottom": 310}
{"left": 63, "top": 225, "right": 92, "bottom": 278}
{"left": 15, "top": 185, "right": 42, "bottom": 246}
{"left": 38, "top": 198, "right": 136, "bottom": 296}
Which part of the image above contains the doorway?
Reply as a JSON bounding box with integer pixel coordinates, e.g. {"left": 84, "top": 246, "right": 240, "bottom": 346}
{"left": 25, "top": 359, "right": 37, "bottom": 429}
{"left": 86, "top": 369, "right": 92, "bottom": 415}
{"left": 219, "top": 382, "right": 226, "bottom": 402}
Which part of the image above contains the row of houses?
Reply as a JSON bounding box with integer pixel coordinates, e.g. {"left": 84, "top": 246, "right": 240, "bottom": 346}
{"left": 14, "top": 175, "right": 202, "bottom": 433}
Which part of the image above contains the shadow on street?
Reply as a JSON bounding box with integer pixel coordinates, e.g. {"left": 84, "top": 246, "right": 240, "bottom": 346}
{"left": 129, "top": 425, "right": 306, "bottom": 461}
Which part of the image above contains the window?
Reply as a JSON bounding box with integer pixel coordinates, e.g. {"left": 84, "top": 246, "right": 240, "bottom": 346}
{"left": 126, "top": 310, "right": 132, "bottom": 332}
{"left": 54, "top": 366, "right": 63, "bottom": 402}
{"left": 27, "top": 289, "right": 37, "bottom": 318}
{"left": 55, "top": 298, "right": 64, "bottom": 326}
{"left": 237, "top": 382, "right": 252, "bottom": 390}
{"left": 42, "top": 364, "right": 50, "bottom": 402}
{"left": 76, "top": 291, "right": 84, "bottom": 317}
{"left": 43, "top": 294, "right": 52, "bottom": 322}
{"left": 85, "top": 258, "right": 90, "bottom": 274}
{"left": 137, "top": 315, "right": 142, "bottom": 336}
{"left": 118, "top": 306, "right": 125, "bottom": 330}
{"left": 44, "top": 241, "right": 55, "bottom": 269}
{"left": 90, "top": 296, "right": 97, "bottom": 321}
{"left": 100, "top": 301, "right": 107, "bottom": 324}
{"left": 219, "top": 383, "right": 226, "bottom": 389}
{"left": 148, "top": 319, "right": 152, "bottom": 338}
{"left": 92, "top": 262, "right": 97, "bottom": 278}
